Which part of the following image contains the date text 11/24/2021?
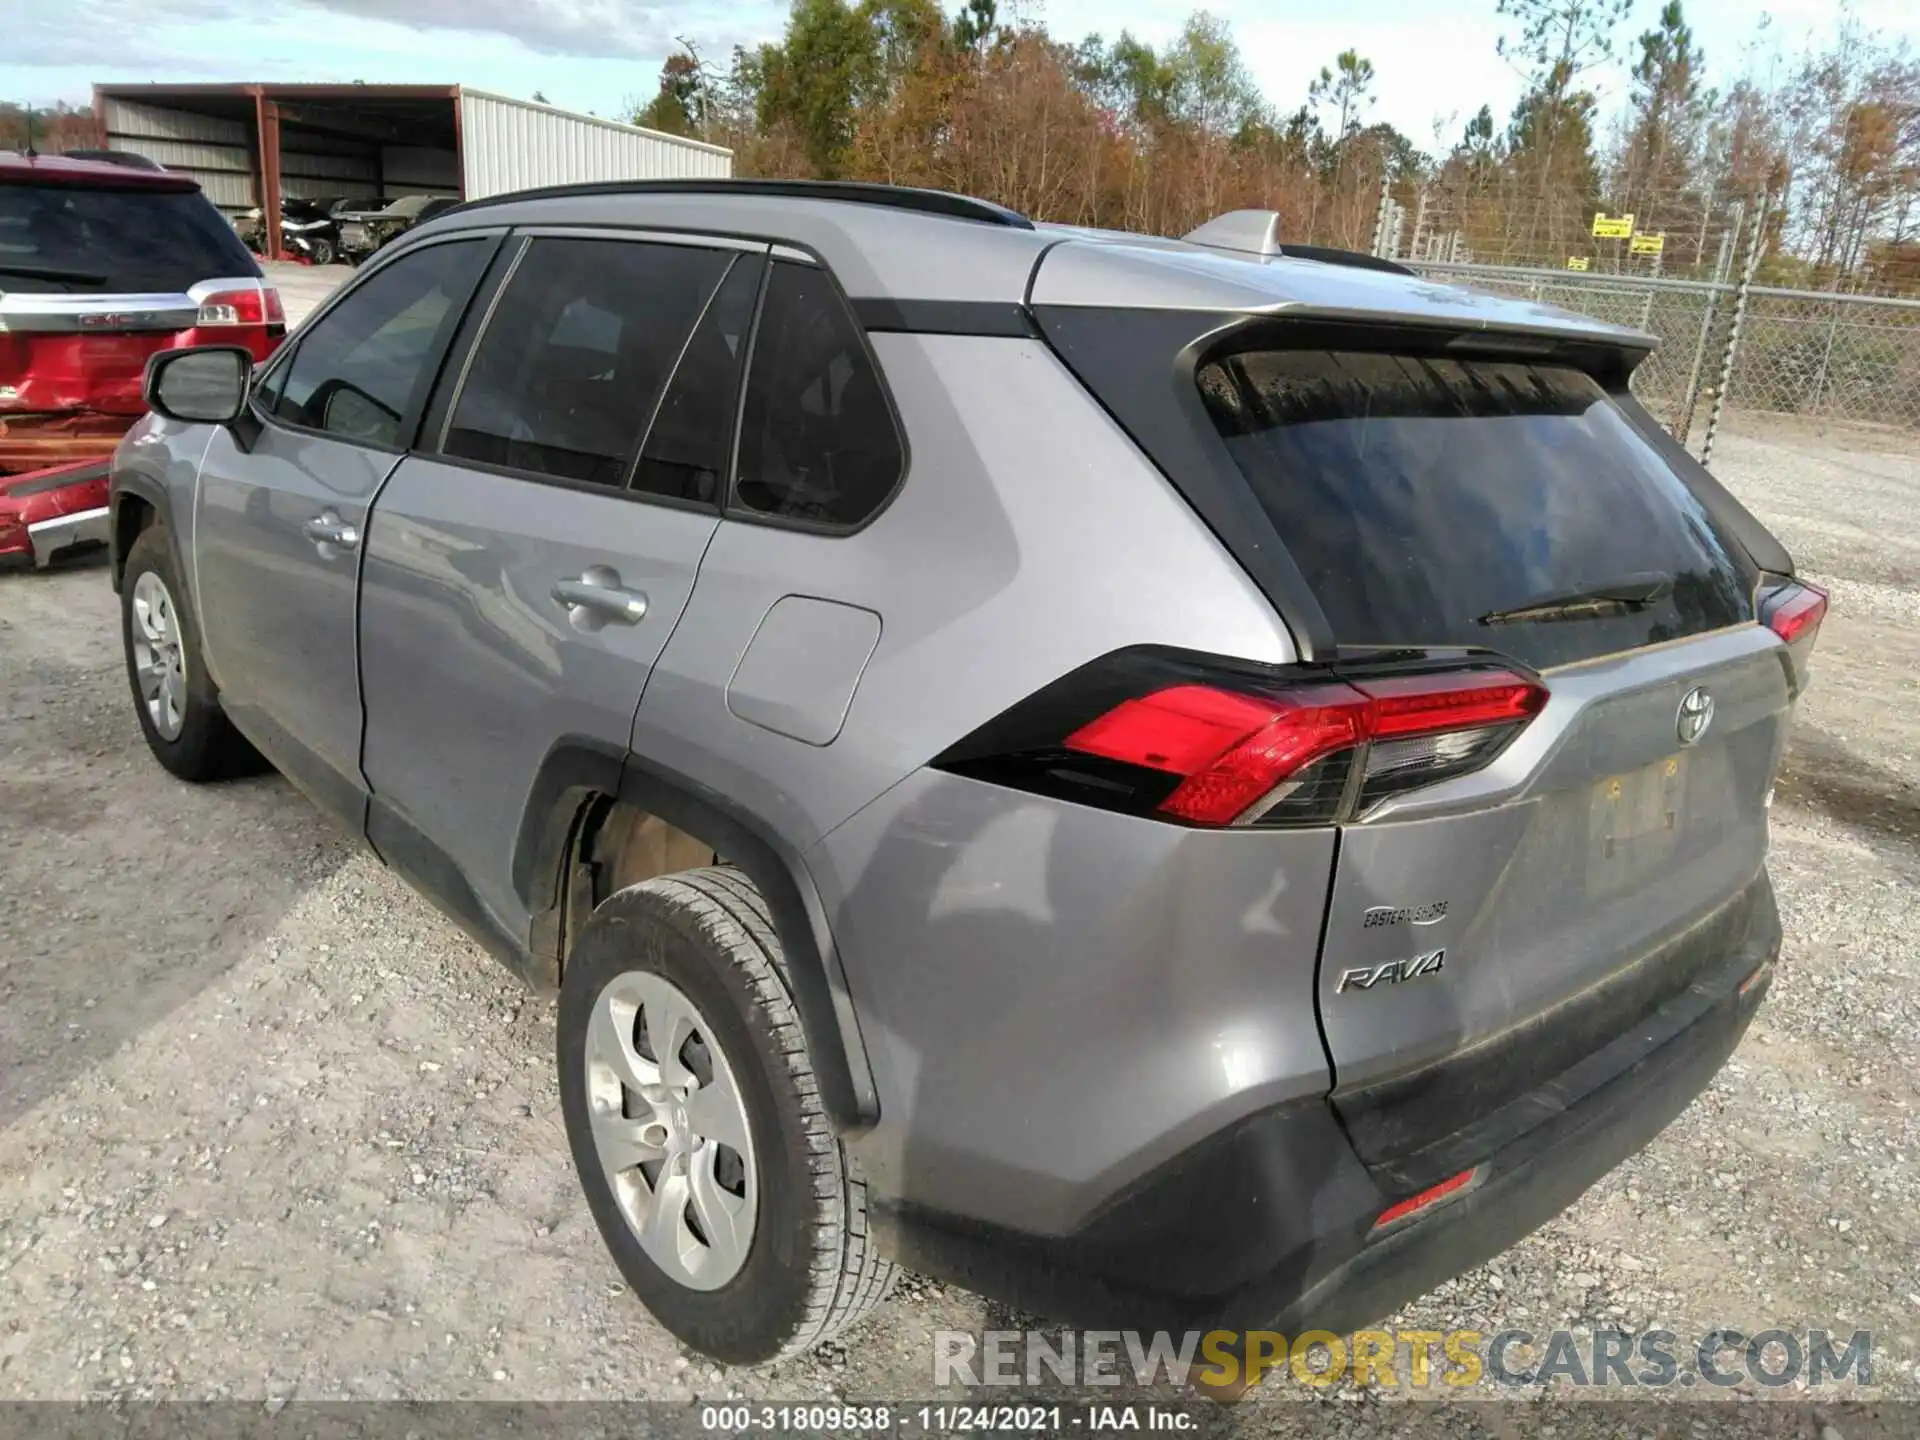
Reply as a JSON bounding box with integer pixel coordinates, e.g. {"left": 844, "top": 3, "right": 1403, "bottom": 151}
{"left": 699, "top": 1404, "right": 1198, "bottom": 1432}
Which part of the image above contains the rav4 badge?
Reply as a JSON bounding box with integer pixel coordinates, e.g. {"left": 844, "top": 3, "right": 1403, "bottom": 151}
{"left": 1337, "top": 948, "right": 1447, "bottom": 993}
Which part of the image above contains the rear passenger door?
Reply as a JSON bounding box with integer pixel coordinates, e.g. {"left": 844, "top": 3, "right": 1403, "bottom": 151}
{"left": 356, "top": 232, "right": 765, "bottom": 954}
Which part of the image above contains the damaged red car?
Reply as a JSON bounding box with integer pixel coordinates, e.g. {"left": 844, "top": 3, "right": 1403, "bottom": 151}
{"left": 1, "top": 152, "right": 284, "bottom": 566}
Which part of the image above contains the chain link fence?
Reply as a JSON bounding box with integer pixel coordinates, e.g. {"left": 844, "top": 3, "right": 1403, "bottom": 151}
{"left": 1728, "top": 290, "right": 1920, "bottom": 428}
{"left": 1403, "top": 260, "right": 1920, "bottom": 452}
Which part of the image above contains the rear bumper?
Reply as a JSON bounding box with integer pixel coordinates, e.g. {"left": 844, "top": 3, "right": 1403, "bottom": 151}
{"left": 1277, "top": 925, "right": 1770, "bottom": 1337}
{"left": 25, "top": 504, "right": 111, "bottom": 566}
{"left": 0, "top": 460, "right": 112, "bottom": 568}
{"left": 875, "top": 873, "right": 1779, "bottom": 1334}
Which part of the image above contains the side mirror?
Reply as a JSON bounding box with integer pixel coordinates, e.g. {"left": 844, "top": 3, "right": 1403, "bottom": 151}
{"left": 143, "top": 346, "right": 252, "bottom": 426}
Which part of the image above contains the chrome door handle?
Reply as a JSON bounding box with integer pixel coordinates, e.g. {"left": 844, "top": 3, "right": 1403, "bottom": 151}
{"left": 302, "top": 510, "right": 359, "bottom": 553}
{"left": 551, "top": 566, "right": 648, "bottom": 632}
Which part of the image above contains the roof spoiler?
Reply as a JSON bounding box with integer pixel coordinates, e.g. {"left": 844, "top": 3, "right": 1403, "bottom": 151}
{"left": 1183, "top": 210, "right": 1417, "bottom": 277}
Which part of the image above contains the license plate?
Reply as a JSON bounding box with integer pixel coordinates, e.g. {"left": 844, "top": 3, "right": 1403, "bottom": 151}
{"left": 1587, "top": 752, "right": 1687, "bottom": 897}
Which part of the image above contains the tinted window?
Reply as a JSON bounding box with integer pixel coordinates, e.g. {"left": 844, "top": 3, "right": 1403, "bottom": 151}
{"left": 272, "top": 238, "right": 488, "bottom": 447}
{"left": 443, "top": 238, "right": 733, "bottom": 487}
{"left": 251, "top": 343, "right": 294, "bottom": 414}
{"left": 632, "top": 255, "right": 763, "bottom": 505}
{"left": 0, "top": 183, "right": 257, "bottom": 293}
{"left": 734, "top": 262, "right": 902, "bottom": 527}
{"left": 1196, "top": 351, "right": 1756, "bottom": 669}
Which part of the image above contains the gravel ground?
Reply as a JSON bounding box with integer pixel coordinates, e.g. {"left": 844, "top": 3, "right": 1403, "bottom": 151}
{"left": 1, "top": 271, "right": 1915, "bottom": 1423}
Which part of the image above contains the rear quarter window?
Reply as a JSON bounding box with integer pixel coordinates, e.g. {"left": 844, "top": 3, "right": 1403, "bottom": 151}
{"left": 1196, "top": 350, "right": 1758, "bottom": 669}
{"left": 732, "top": 261, "right": 903, "bottom": 529}
{"left": 0, "top": 183, "right": 258, "bottom": 293}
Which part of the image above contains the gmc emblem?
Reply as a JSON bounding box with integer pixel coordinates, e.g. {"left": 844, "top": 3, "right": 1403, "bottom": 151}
{"left": 79, "top": 312, "right": 158, "bottom": 329}
{"left": 1337, "top": 948, "right": 1447, "bottom": 993}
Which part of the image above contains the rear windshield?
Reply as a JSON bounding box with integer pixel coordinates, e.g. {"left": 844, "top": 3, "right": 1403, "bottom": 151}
{"left": 0, "top": 184, "right": 258, "bottom": 294}
{"left": 1196, "top": 350, "right": 1756, "bottom": 669}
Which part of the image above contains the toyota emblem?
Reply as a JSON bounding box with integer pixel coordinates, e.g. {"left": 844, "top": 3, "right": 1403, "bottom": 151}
{"left": 1676, "top": 686, "right": 1714, "bottom": 746}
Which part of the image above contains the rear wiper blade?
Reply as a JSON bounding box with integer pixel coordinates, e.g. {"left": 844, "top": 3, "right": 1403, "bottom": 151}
{"left": 0, "top": 262, "right": 111, "bottom": 285}
{"left": 1477, "top": 572, "right": 1673, "bottom": 626}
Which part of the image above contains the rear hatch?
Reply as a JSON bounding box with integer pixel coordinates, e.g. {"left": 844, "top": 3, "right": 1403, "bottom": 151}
{"left": 1198, "top": 346, "right": 1791, "bottom": 1165}
{"left": 0, "top": 166, "right": 275, "bottom": 469}
{"left": 1033, "top": 269, "right": 1808, "bottom": 1180}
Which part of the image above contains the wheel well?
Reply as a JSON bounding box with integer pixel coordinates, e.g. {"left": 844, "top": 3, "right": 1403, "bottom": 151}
{"left": 545, "top": 795, "right": 722, "bottom": 981}
{"left": 581, "top": 797, "right": 721, "bottom": 907}
{"left": 112, "top": 494, "right": 157, "bottom": 591}
{"left": 523, "top": 762, "right": 880, "bottom": 1130}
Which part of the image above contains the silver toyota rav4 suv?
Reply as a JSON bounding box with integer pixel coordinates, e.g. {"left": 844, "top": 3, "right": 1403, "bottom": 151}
{"left": 112, "top": 180, "right": 1824, "bottom": 1366}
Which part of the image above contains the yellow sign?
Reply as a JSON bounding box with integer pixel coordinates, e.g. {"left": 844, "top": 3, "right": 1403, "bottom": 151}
{"left": 1565, "top": 256, "right": 1591, "bottom": 271}
{"left": 1591, "top": 211, "right": 1636, "bottom": 239}
{"left": 1630, "top": 232, "right": 1666, "bottom": 256}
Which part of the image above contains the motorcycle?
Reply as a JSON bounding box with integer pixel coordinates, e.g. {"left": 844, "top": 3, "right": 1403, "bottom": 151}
{"left": 238, "top": 198, "right": 344, "bottom": 266}
{"left": 278, "top": 201, "right": 341, "bottom": 266}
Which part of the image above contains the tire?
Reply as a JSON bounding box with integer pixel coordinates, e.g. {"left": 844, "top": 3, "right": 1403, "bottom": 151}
{"left": 121, "top": 524, "right": 261, "bottom": 782}
{"left": 309, "top": 237, "right": 336, "bottom": 267}
{"left": 558, "top": 867, "right": 895, "bottom": 1364}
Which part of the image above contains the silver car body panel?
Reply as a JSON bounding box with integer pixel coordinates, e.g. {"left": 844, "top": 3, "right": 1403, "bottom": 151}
{"left": 812, "top": 768, "right": 1338, "bottom": 1236}
{"left": 1027, "top": 238, "right": 1655, "bottom": 348}
{"left": 629, "top": 332, "right": 1298, "bottom": 854}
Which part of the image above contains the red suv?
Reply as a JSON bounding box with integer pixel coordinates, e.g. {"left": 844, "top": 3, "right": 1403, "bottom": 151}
{"left": 1, "top": 152, "right": 284, "bottom": 565}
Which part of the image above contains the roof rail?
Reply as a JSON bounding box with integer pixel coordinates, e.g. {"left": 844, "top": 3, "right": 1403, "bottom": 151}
{"left": 444, "top": 178, "right": 1036, "bottom": 229}
{"left": 1272, "top": 243, "right": 1416, "bottom": 277}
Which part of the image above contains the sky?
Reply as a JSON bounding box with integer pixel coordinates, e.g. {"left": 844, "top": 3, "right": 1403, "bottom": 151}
{"left": 4, "top": 0, "right": 1917, "bottom": 154}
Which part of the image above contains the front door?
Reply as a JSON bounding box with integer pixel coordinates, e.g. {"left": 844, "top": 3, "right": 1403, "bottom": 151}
{"left": 356, "top": 232, "right": 766, "bottom": 950}
{"left": 190, "top": 235, "right": 494, "bottom": 826}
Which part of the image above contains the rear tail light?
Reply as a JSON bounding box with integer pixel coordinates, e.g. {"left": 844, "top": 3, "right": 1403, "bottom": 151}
{"left": 1063, "top": 682, "right": 1368, "bottom": 824}
{"left": 934, "top": 650, "right": 1548, "bottom": 828}
{"left": 187, "top": 279, "right": 285, "bottom": 329}
{"left": 1762, "top": 579, "right": 1827, "bottom": 647}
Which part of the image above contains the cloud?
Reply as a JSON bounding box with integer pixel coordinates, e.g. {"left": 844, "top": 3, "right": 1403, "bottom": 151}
{"left": 10, "top": 0, "right": 758, "bottom": 76}
{"left": 14, "top": 0, "right": 245, "bottom": 72}
{"left": 299, "top": 0, "right": 686, "bottom": 59}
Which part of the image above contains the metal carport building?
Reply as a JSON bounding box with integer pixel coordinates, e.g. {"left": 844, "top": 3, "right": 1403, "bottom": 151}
{"left": 89, "top": 83, "right": 733, "bottom": 259}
